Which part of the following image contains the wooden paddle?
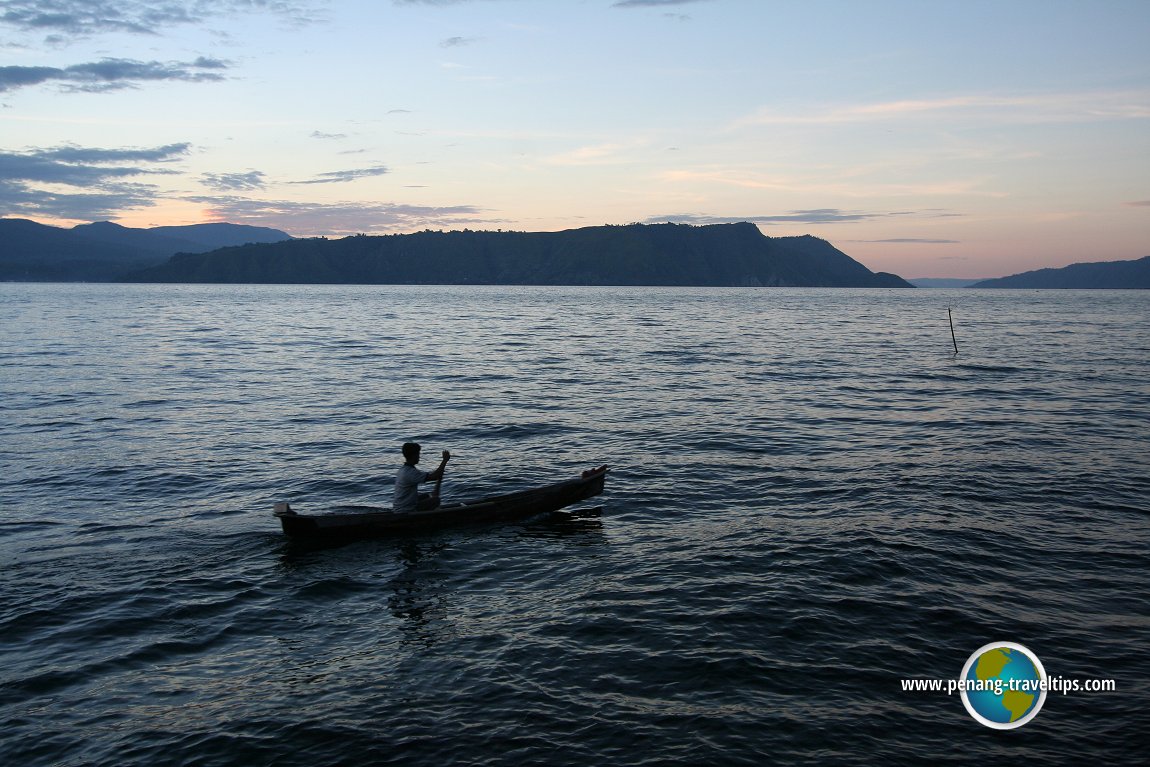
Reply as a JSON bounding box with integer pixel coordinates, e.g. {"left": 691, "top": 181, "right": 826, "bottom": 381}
{"left": 432, "top": 450, "right": 450, "bottom": 501}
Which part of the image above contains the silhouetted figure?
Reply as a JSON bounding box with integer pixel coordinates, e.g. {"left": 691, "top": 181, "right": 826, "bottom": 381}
{"left": 393, "top": 442, "right": 450, "bottom": 514}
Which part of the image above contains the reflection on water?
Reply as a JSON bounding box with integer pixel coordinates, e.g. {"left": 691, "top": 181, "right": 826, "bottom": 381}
{"left": 388, "top": 539, "right": 451, "bottom": 648}
{"left": 277, "top": 509, "right": 607, "bottom": 650}
{"left": 517, "top": 507, "right": 606, "bottom": 542}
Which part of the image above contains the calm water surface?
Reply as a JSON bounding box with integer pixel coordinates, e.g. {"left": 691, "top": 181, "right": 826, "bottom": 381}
{"left": 2, "top": 284, "right": 1148, "bottom": 765}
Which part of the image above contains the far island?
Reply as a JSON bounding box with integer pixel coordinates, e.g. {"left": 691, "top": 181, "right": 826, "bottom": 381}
{"left": 0, "top": 219, "right": 292, "bottom": 282}
{"left": 969, "top": 255, "right": 1150, "bottom": 289}
{"left": 122, "top": 222, "right": 912, "bottom": 288}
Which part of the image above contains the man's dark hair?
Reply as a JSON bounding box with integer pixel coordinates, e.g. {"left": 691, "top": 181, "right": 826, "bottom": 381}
{"left": 402, "top": 442, "right": 421, "bottom": 462}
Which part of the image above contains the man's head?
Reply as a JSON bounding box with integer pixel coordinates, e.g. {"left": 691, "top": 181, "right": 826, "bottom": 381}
{"left": 402, "top": 442, "right": 421, "bottom": 463}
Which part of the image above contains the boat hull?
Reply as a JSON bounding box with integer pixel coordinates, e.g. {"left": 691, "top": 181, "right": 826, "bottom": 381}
{"left": 274, "top": 467, "right": 608, "bottom": 540}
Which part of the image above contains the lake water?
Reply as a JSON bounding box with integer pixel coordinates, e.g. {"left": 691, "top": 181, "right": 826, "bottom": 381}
{"left": 2, "top": 283, "right": 1148, "bottom": 765}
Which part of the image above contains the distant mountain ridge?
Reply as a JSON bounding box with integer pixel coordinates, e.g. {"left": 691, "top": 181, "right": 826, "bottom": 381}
{"left": 124, "top": 222, "right": 912, "bottom": 288}
{"left": 0, "top": 219, "right": 293, "bottom": 281}
{"left": 970, "top": 255, "right": 1150, "bottom": 289}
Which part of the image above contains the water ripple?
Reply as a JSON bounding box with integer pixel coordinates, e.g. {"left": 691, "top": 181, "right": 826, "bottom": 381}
{"left": 1, "top": 284, "right": 1148, "bottom": 766}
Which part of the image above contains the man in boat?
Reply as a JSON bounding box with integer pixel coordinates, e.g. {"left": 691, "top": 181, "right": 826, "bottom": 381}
{"left": 393, "top": 442, "right": 450, "bottom": 514}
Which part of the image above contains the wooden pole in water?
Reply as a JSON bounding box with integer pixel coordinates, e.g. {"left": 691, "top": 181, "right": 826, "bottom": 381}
{"left": 948, "top": 307, "right": 959, "bottom": 355}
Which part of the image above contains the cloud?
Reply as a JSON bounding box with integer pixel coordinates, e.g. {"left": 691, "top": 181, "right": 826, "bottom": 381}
{"left": 0, "top": 143, "right": 188, "bottom": 184}
{"left": 201, "top": 170, "right": 267, "bottom": 191}
{"left": 0, "top": 179, "right": 164, "bottom": 219}
{"left": 855, "top": 238, "right": 960, "bottom": 244}
{"left": 644, "top": 209, "right": 963, "bottom": 226}
{"left": 188, "top": 196, "right": 486, "bottom": 236}
{"left": 392, "top": 1, "right": 481, "bottom": 6}
{"left": 732, "top": 91, "right": 1150, "bottom": 129}
{"left": 0, "top": 1, "right": 185, "bottom": 36}
{"left": 0, "top": 57, "right": 229, "bottom": 93}
{"left": 545, "top": 140, "right": 651, "bottom": 166}
{"left": 35, "top": 144, "right": 191, "bottom": 164}
{"left": 310, "top": 131, "right": 348, "bottom": 140}
{"left": 0, "top": 1, "right": 324, "bottom": 41}
{"left": 289, "top": 165, "right": 390, "bottom": 185}
{"left": 1124, "top": 200, "right": 1150, "bottom": 207}
{"left": 659, "top": 169, "right": 790, "bottom": 190}
{"left": 659, "top": 168, "right": 1003, "bottom": 199}
{"left": 646, "top": 210, "right": 885, "bottom": 226}
{"left": 613, "top": 0, "right": 710, "bottom": 7}
{"left": 441, "top": 36, "right": 481, "bottom": 48}
{"left": 0, "top": 142, "right": 189, "bottom": 219}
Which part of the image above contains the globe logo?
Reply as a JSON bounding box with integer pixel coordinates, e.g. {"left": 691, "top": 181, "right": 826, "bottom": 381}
{"left": 960, "top": 642, "right": 1047, "bottom": 729}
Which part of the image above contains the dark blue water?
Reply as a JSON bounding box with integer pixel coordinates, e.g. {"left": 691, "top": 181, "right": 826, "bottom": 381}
{"left": 2, "top": 284, "right": 1148, "bottom": 765}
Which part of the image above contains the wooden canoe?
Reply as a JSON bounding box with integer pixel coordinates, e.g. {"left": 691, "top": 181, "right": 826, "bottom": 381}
{"left": 274, "top": 466, "right": 608, "bottom": 540}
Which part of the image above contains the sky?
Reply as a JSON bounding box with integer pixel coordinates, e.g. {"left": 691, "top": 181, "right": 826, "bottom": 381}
{"left": 1, "top": 0, "right": 1148, "bottom": 279}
